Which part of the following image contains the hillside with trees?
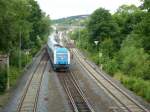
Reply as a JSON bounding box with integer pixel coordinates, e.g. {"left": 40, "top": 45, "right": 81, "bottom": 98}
{"left": 52, "top": 15, "right": 89, "bottom": 26}
{"left": 0, "top": 0, "right": 51, "bottom": 93}
{"left": 69, "top": 0, "right": 150, "bottom": 102}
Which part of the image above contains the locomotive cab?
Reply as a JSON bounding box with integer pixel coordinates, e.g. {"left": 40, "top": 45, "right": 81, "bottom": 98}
{"left": 53, "top": 48, "right": 70, "bottom": 71}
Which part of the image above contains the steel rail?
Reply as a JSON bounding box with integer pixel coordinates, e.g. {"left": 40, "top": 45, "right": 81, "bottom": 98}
{"left": 17, "top": 52, "right": 48, "bottom": 112}
{"left": 64, "top": 78, "right": 79, "bottom": 112}
{"left": 69, "top": 71, "right": 95, "bottom": 112}
{"left": 66, "top": 72, "right": 94, "bottom": 112}
{"left": 57, "top": 71, "right": 95, "bottom": 112}
{"left": 75, "top": 48, "right": 149, "bottom": 112}
{"left": 33, "top": 57, "right": 47, "bottom": 112}
{"left": 17, "top": 53, "right": 45, "bottom": 111}
{"left": 72, "top": 48, "right": 149, "bottom": 112}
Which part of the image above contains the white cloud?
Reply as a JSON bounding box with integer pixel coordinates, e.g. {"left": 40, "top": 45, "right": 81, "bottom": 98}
{"left": 36, "top": 0, "right": 141, "bottom": 19}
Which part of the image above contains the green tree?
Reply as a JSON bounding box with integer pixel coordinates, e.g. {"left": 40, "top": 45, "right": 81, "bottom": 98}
{"left": 140, "top": 0, "right": 150, "bottom": 12}
{"left": 117, "top": 35, "right": 150, "bottom": 80}
{"left": 113, "top": 5, "right": 143, "bottom": 37}
{"left": 69, "top": 3, "right": 150, "bottom": 102}
{"left": 87, "top": 8, "right": 119, "bottom": 43}
{"left": 0, "top": 0, "right": 51, "bottom": 92}
{"left": 27, "top": 0, "right": 42, "bottom": 43}
{"left": 134, "top": 13, "right": 150, "bottom": 53}
{"left": 100, "top": 38, "right": 115, "bottom": 58}
{"left": 0, "top": 0, "right": 32, "bottom": 52}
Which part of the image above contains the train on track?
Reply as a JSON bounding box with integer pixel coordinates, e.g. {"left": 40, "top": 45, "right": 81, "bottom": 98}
{"left": 47, "top": 33, "right": 70, "bottom": 71}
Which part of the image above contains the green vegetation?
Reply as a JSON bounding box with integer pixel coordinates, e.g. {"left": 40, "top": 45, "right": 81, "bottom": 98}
{"left": 69, "top": 1, "right": 150, "bottom": 102}
{"left": 52, "top": 15, "right": 89, "bottom": 26}
{"left": 0, "top": 67, "right": 7, "bottom": 93}
{"left": 0, "top": 0, "right": 51, "bottom": 93}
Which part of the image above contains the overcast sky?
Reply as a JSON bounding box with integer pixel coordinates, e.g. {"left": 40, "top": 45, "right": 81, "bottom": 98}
{"left": 36, "top": 0, "right": 141, "bottom": 19}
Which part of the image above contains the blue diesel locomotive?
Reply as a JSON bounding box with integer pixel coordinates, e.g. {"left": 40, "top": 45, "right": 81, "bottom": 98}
{"left": 47, "top": 34, "right": 70, "bottom": 71}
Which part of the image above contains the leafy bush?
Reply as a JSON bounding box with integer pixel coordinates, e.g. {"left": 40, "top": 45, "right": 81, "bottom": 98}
{"left": 90, "top": 53, "right": 100, "bottom": 65}
{"left": 30, "top": 47, "right": 39, "bottom": 56}
{"left": 103, "top": 58, "right": 118, "bottom": 76}
{"left": 10, "top": 50, "right": 19, "bottom": 67}
{"left": 9, "top": 66, "right": 20, "bottom": 87}
{"left": 118, "top": 74, "right": 150, "bottom": 102}
{"left": 118, "top": 36, "right": 150, "bottom": 80}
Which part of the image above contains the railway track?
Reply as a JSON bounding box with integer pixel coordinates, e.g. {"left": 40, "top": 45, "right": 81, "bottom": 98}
{"left": 57, "top": 71, "right": 95, "bottom": 112}
{"left": 17, "top": 52, "right": 48, "bottom": 112}
{"left": 72, "top": 48, "right": 149, "bottom": 112}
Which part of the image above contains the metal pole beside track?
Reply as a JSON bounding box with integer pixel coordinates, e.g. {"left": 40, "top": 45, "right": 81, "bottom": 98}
{"left": 19, "top": 27, "right": 22, "bottom": 72}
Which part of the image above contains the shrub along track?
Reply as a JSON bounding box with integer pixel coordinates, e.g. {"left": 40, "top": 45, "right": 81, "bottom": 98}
{"left": 17, "top": 50, "right": 48, "bottom": 112}
{"left": 57, "top": 70, "right": 95, "bottom": 112}
{"left": 72, "top": 48, "right": 149, "bottom": 112}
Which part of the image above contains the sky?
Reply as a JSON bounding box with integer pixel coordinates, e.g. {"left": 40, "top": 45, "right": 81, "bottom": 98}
{"left": 36, "top": 0, "right": 142, "bottom": 19}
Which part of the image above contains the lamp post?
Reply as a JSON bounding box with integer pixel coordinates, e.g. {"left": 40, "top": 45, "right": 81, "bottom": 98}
{"left": 94, "top": 40, "right": 102, "bottom": 69}
{"left": 19, "top": 27, "right": 22, "bottom": 72}
{"left": 78, "top": 21, "right": 80, "bottom": 47}
{"left": 99, "top": 52, "right": 103, "bottom": 70}
{"left": 25, "top": 50, "right": 29, "bottom": 64}
{"left": 94, "top": 40, "right": 99, "bottom": 64}
{"left": 94, "top": 40, "right": 99, "bottom": 51}
{"left": 7, "top": 55, "right": 10, "bottom": 90}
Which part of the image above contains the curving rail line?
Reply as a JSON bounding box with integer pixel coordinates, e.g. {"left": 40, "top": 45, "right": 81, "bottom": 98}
{"left": 72, "top": 48, "right": 149, "bottom": 112}
{"left": 17, "top": 52, "right": 48, "bottom": 112}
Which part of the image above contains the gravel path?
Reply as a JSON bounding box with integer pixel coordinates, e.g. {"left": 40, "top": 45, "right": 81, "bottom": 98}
{"left": 48, "top": 61, "right": 73, "bottom": 112}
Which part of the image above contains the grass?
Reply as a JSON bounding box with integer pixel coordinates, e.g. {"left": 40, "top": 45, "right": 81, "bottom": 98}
{"left": 0, "top": 92, "right": 10, "bottom": 111}
{"left": 9, "top": 66, "right": 20, "bottom": 87}
{"left": 114, "top": 72, "right": 150, "bottom": 102}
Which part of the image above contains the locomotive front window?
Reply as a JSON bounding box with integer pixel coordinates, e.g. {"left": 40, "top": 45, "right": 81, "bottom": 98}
{"left": 54, "top": 44, "right": 62, "bottom": 49}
